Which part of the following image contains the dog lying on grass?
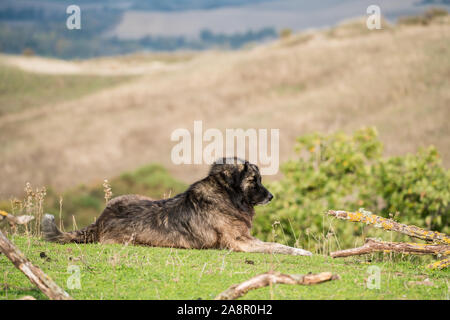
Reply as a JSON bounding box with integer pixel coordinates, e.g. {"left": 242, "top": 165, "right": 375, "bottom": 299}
{"left": 42, "top": 158, "right": 312, "bottom": 256}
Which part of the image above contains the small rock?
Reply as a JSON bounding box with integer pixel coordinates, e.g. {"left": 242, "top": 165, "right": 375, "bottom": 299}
{"left": 40, "top": 252, "right": 51, "bottom": 262}
{"left": 245, "top": 258, "right": 255, "bottom": 265}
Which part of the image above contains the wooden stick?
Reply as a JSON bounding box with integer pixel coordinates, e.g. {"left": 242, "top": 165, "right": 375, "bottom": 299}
{"left": 330, "top": 238, "right": 449, "bottom": 258}
{"left": 215, "top": 271, "right": 339, "bottom": 300}
{"left": 0, "top": 230, "right": 72, "bottom": 300}
{"left": 0, "top": 210, "right": 34, "bottom": 225}
{"left": 327, "top": 210, "right": 450, "bottom": 245}
{"left": 427, "top": 257, "right": 450, "bottom": 270}
{"left": 17, "top": 296, "right": 37, "bottom": 300}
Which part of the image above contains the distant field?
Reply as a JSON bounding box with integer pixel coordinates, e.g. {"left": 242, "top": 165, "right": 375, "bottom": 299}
{"left": 1, "top": 236, "right": 448, "bottom": 300}
{"left": 0, "top": 15, "right": 449, "bottom": 198}
{"left": 0, "top": 63, "right": 132, "bottom": 116}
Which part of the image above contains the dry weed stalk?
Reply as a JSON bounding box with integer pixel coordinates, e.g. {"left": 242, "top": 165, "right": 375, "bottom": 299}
{"left": 5, "top": 183, "right": 48, "bottom": 236}
{"left": 59, "top": 196, "right": 64, "bottom": 232}
{"left": 103, "top": 179, "right": 113, "bottom": 203}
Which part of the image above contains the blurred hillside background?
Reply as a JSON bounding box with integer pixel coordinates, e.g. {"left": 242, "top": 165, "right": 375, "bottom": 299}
{"left": 1, "top": 0, "right": 449, "bottom": 58}
{"left": 0, "top": 1, "right": 449, "bottom": 249}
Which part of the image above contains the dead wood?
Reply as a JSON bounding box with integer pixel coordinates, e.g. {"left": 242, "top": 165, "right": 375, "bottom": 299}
{"left": 0, "top": 230, "right": 72, "bottom": 300}
{"left": 427, "top": 257, "right": 450, "bottom": 270}
{"left": 215, "top": 271, "right": 339, "bottom": 300}
{"left": 330, "top": 238, "right": 449, "bottom": 258}
{"left": 327, "top": 210, "right": 450, "bottom": 245}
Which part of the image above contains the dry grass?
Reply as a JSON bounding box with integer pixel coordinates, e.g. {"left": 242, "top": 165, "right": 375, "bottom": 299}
{"left": 0, "top": 17, "right": 449, "bottom": 197}
{"left": 3, "top": 182, "right": 47, "bottom": 237}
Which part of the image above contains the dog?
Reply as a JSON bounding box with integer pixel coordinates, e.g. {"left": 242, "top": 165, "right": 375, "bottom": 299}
{"left": 42, "top": 158, "right": 312, "bottom": 256}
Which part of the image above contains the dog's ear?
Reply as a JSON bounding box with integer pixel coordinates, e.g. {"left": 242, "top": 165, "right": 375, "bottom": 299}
{"left": 234, "top": 160, "right": 248, "bottom": 183}
{"left": 242, "top": 160, "right": 249, "bottom": 173}
{"left": 209, "top": 157, "right": 246, "bottom": 176}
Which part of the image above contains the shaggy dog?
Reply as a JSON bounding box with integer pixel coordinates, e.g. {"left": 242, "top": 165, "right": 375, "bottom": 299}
{"left": 42, "top": 158, "right": 312, "bottom": 256}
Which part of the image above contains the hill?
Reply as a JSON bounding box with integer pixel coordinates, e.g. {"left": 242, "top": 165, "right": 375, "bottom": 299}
{"left": 0, "top": 14, "right": 449, "bottom": 199}
{"left": 2, "top": 0, "right": 448, "bottom": 57}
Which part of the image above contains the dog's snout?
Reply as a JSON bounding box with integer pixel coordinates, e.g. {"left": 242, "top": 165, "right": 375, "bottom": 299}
{"left": 267, "top": 193, "right": 273, "bottom": 202}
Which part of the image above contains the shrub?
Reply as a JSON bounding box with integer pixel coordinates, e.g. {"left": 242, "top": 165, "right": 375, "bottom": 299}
{"left": 253, "top": 128, "right": 449, "bottom": 252}
{"left": 279, "top": 28, "right": 292, "bottom": 39}
{"left": 398, "top": 7, "right": 448, "bottom": 26}
{"left": 374, "top": 146, "right": 449, "bottom": 231}
{"left": 22, "top": 48, "right": 34, "bottom": 56}
{"left": 423, "top": 7, "right": 448, "bottom": 20}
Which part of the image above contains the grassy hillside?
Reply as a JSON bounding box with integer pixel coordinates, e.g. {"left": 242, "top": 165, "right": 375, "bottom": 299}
{"left": 1, "top": 14, "right": 449, "bottom": 198}
{"left": 1, "top": 236, "right": 448, "bottom": 300}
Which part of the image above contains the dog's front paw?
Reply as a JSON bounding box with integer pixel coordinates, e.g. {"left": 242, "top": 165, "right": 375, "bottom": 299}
{"left": 292, "top": 248, "right": 313, "bottom": 256}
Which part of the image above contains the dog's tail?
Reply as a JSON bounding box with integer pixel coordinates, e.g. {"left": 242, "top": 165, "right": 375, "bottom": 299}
{"left": 42, "top": 214, "right": 99, "bottom": 244}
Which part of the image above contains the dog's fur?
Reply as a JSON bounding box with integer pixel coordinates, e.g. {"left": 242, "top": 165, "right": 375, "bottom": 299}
{"left": 42, "top": 158, "right": 312, "bottom": 256}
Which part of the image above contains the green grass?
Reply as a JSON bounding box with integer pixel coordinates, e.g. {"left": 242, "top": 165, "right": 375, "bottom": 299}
{"left": 0, "top": 63, "right": 132, "bottom": 116}
{"left": 1, "top": 236, "right": 448, "bottom": 300}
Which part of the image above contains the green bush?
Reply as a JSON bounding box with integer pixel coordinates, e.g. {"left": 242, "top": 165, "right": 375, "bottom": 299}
{"left": 374, "top": 147, "right": 449, "bottom": 230}
{"left": 253, "top": 128, "right": 449, "bottom": 252}
{"left": 279, "top": 28, "right": 293, "bottom": 39}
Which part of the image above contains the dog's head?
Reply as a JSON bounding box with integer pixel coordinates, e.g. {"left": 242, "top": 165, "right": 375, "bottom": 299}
{"left": 209, "top": 157, "right": 273, "bottom": 206}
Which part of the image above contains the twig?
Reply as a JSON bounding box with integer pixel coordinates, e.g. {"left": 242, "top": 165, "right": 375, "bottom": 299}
{"left": 0, "top": 230, "right": 72, "bottom": 300}
{"left": 215, "top": 271, "right": 339, "bottom": 300}
{"left": 17, "top": 296, "right": 36, "bottom": 300}
{"left": 330, "top": 238, "right": 449, "bottom": 258}
{"left": 327, "top": 210, "right": 450, "bottom": 244}
{"left": 427, "top": 257, "right": 450, "bottom": 270}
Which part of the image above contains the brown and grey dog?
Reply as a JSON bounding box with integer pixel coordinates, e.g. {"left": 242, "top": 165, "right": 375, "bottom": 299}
{"left": 42, "top": 158, "right": 312, "bottom": 256}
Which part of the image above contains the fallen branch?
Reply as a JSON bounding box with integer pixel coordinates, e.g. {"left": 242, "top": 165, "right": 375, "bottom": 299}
{"left": 0, "top": 210, "right": 34, "bottom": 226}
{"left": 330, "top": 238, "right": 449, "bottom": 258}
{"left": 0, "top": 230, "right": 72, "bottom": 300}
{"left": 215, "top": 271, "right": 339, "bottom": 300}
{"left": 327, "top": 210, "right": 450, "bottom": 245}
{"left": 18, "top": 296, "right": 36, "bottom": 300}
{"left": 427, "top": 257, "right": 450, "bottom": 270}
